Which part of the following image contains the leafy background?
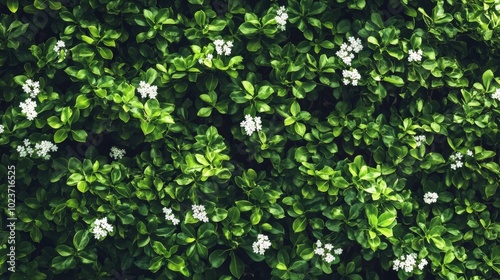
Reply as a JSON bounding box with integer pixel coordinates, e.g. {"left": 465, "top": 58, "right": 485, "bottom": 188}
{"left": 0, "top": 0, "right": 500, "bottom": 279}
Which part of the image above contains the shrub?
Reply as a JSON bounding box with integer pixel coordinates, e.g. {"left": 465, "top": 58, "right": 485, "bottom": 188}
{"left": 0, "top": 0, "right": 499, "bottom": 279}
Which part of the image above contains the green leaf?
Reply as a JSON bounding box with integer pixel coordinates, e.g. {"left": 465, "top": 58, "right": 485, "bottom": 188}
{"left": 292, "top": 216, "right": 307, "bottom": 233}
{"left": 71, "top": 130, "right": 88, "bottom": 143}
{"left": 73, "top": 230, "right": 90, "bottom": 251}
{"left": 242, "top": 81, "right": 255, "bottom": 95}
{"left": 378, "top": 212, "right": 396, "bottom": 228}
{"left": 56, "top": 244, "right": 74, "bottom": 257}
{"left": 7, "top": 0, "right": 19, "bottom": 13}
{"left": 209, "top": 250, "right": 228, "bottom": 268}
{"left": 52, "top": 256, "right": 76, "bottom": 271}
{"left": 167, "top": 255, "right": 186, "bottom": 272}
{"left": 54, "top": 129, "right": 68, "bottom": 143}
{"left": 230, "top": 253, "right": 244, "bottom": 278}
{"left": 482, "top": 69, "right": 494, "bottom": 91}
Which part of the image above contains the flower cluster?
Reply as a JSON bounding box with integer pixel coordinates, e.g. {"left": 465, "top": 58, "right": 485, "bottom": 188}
{"left": 20, "top": 79, "right": 41, "bottom": 121}
{"left": 20, "top": 98, "right": 38, "bottom": 121}
{"left": 17, "top": 139, "right": 34, "bottom": 158}
{"left": 35, "top": 140, "right": 58, "bottom": 159}
{"left": 213, "top": 39, "right": 233, "bottom": 56}
{"left": 408, "top": 49, "right": 423, "bottom": 63}
{"left": 414, "top": 135, "right": 426, "bottom": 147}
{"left": 342, "top": 69, "right": 361, "bottom": 86}
{"left": 314, "top": 240, "right": 342, "bottom": 263}
{"left": 252, "top": 234, "right": 272, "bottom": 255}
{"left": 17, "top": 139, "right": 57, "bottom": 159}
{"left": 393, "top": 253, "right": 428, "bottom": 273}
{"left": 22, "top": 79, "right": 40, "bottom": 98}
{"left": 0, "top": 124, "right": 4, "bottom": 134}
{"left": 449, "top": 152, "right": 464, "bottom": 170}
{"left": 162, "top": 207, "right": 180, "bottom": 225}
{"left": 423, "top": 192, "right": 439, "bottom": 204}
{"left": 137, "top": 81, "right": 158, "bottom": 99}
{"left": 198, "top": 53, "right": 213, "bottom": 65}
{"left": 492, "top": 88, "right": 500, "bottom": 101}
{"left": 109, "top": 146, "right": 126, "bottom": 160}
{"left": 466, "top": 149, "right": 474, "bottom": 157}
{"left": 192, "top": 204, "right": 209, "bottom": 223}
{"left": 240, "top": 115, "right": 262, "bottom": 136}
{"left": 275, "top": 6, "right": 288, "bottom": 31}
{"left": 336, "top": 37, "right": 363, "bottom": 66}
{"left": 53, "top": 40, "right": 67, "bottom": 56}
{"left": 91, "top": 217, "right": 113, "bottom": 240}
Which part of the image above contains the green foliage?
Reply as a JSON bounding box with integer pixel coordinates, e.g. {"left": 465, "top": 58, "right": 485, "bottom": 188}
{"left": 0, "top": 0, "right": 500, "bottom": 279}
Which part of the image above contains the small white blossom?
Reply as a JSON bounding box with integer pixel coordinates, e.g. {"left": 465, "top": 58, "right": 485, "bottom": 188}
{"left": 324, "top": 243, "right": 333, "bottom": 251}
{"left": 192, "top": 204, "right": 209, "bottom": 223}
{"left": 162, "top": 207, "right": 180, "bottom": 225}
{"left": 414, "top": 135, "right": 426, "bottom": 147}
{"left": 466, "top": 149, "right": 474, "bottom": 157}
{"left": 0, "top": 124, "right": 4, "bottom": 134}
{"left": 408, "top": 49, "right": 423, "bottom": 63}
{"left": 314, "top": 240, "right": 342, "bottom": 263}
{"left": 22, "top": 79, "right": 41, "bottom": 98}
{"left": 91, "top": 217, "right": 113, "bottom": 240}
{"left": 418, "top": 259, "right": 428, "bottom": 270}
{"left": 252, "top": 234, "right": 272, "bottom": 255}
{"left": 199, "top": 53, "right": 214, "bottom": 65}
{"left": 214, "top": 39, "right": 233, "bottom": 56}
{"left": 449, "top": 152, "right": 464, "bottom": 170}
{"left": 34, "top": 140, "right": 58, "bottom": 160}
{"left": 314, "top": 247, "right": 325, "bottom": 256}
{"left": 492, "top": 89, "right": 500, "bottom": 101}
{"left": 53, "top": 40, "right": 67, "bottom": 57}
{"left": 137, "top": 81, "right": 158, "bottom": 99}
{"left": 275, "top": 6, "right": 288, "bottom": 31}
{"left": 109, "top": 146, "right": 125, "bottom": 160}
{"left": 240, "top": 115, "right": 263, "bottom": 136}
{"left": 324, "top": 253, "right": 335, "bottom": 263}
{"left": 336, "top": 37, "right": 363, "bottom": 66}
{"left": 19, "top": 98, "right": 38, "bottom": 120}
{"left": 423, "top": 192, "right": 439, "bottom": 204}
{"left": 393, "top": 253, "right": 426, "bottom": 273}
{"left": 342, "top": 69, "right": 361, "bottom": 86}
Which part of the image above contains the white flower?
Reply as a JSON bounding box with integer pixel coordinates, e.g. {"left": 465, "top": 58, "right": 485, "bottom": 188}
{"left": 53, "top": 40, "right": 67, "bottom": 55}
{"left": 492, "top": 89, "right": 500, "bottom": 101}
{"left": 449, "top": 152, "right": 464, "bottom": 170}
{"left": 324, "top": 243, "right": 333, "bottom": 251}
{"left": 192, "top": 204, "right": 209, "bottom": 223}
{"left": 162, "top": 207, "right": 180, "bottom": 225}
{"left": 275, "top": 6, "right": 288, "bottom": 31}
{"left": 336, "top": 37, "right": 362, "bottom": 66}
{"left": 324, "top": 253, "right": 335, "bottom": 263}
{"left": 423, "top": 192, "right": 439, "bottom": 204}
{"left": 414, "top": 135, "right": 426, "bottom": 147}
{"left": 109, "top": 146, "right": 125, "bottom": 160}
{"left": 91, "top": 217, "right": 113, "bottom": 240}
{"left": 252, "top": 234, "right": 272, "bottom": 255}
{"left": 137, "top": 81, "right": 158, "bottom": 99}
{"left": 408, "top": 49, "right": 423, "bottom": 63}
{"left": 0, "top": 124, "right": 4, "bottom": 134}
{"left": 342, "top": 69, "right": 361, "bottom": 86}
{"left": 450, "top": 163, "right": 457, "bottom": 170}
{"left": 240, "top": 114, "right": 263, "bottom": 136}
{"left": 34, "top": 140, "right": 58, "bottom": 159}
{"left": 22, "top": 79, "right": 41, "bottom": 98}
{"left": 467, "top": 149, "right": 474, "bottom": 157}
{"left": 455, "top": 160, "right": 463, "bottom": 168}
{"left": 393, "top": 253, "right": 426, "bottom": 273}
{"left": 316, "top": 240, "right": 322, "bottom": 247}
{"left": 418, "top": 259, "right": 428, "bottom": 270}
{"left": 314, "top": 247, "right": 325, "bottom": 256}
{"left": 19, "top": 98, "right": 38, "bottom": 121}
{"left": 214, "top": 39, "right": 233, "bottom": 56}
{"left": 333, "top": 248, "right": 343, "bottom": 255}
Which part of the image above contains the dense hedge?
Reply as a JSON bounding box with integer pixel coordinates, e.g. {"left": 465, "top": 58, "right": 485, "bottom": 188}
{"left": 1, "top": 0, "right": 500, "bottom": 279}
